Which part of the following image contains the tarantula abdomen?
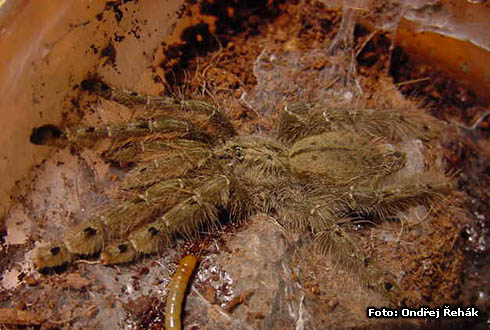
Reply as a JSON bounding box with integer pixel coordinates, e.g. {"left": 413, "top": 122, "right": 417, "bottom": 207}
{"left": 288, "top": 131, "right": 406, "bottom": 186}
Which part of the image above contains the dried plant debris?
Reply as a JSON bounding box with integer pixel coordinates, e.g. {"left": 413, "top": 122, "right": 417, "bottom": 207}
{"left": 28, "top": 77, "right": 457, "bottom": 307}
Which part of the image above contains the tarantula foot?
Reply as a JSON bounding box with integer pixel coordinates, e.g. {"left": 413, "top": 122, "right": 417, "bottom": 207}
{"left": 80, "top": 78, "right": 110, "bottom": 95}
{"left": 313, "top": 230, "right": 364, "bottom": 269}
{"left": 64, "top": 223, "right": 105, "bottom": 256}
{"left": 29, "top": 124, "right": 67, "bottom": 147}
{"left": 34, "top": 243, "right": 75, "bottom": 273}
{"left": 128, "top": 222, "right": 168, "bottom": 254}
{"left": 101, "top": 241, "right": 138, "bottom": 265}
{"left": 365, "top": 265, "right": 401, "bottom": 305}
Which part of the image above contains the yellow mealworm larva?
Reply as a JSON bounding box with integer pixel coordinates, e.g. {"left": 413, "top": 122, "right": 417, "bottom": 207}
{"left": 165, "top": 255, "right": 198, "bottom": 330}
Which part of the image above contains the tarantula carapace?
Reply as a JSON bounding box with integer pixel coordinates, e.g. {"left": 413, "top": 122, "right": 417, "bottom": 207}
{"left": 31, "top": 79, "right": 452, "bottom": 300}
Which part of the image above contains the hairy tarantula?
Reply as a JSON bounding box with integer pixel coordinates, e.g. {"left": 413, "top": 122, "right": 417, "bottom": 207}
{"left": 31, "top": 79, "right": 452, "bottom": 300}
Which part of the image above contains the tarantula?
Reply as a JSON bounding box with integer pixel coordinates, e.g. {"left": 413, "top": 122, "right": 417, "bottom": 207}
{"left": 31, "top": 79, "right": 452, "bottom": 300}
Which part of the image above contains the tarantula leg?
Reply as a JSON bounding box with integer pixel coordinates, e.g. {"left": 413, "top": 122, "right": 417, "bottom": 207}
{"left": 104, "top": 139, "right": 211, "bottom": 168}
{"left": 34, "top": 243, "right": 76, "bottom": 272}
{"left": 276, "top": 186, "right": 344, "bottom": 232}
{"left": 97, "top": 177, "right": 217, "bottom": 263}
{"left": 100, "top": 241, "right": 138, "bottom": 265}
{"left": 121, "top": 150, "right": 218, "bottom": 189}
{"left": 314, "top": 226, "right": 400, "bottom": 304}
{"left": 101, "top": 179, "right": 201, "bottom": 237}
{"left": 284, "top": 196, "right": 399, "bottom": 299}
{"left": 81, "top": 78, "right": 236, "bottom": 139}
{"left": 81, "top": 78, "right": 175, "bottom": 108}
{"left": 100, "top": 200, "right": 162, "bottom": 238}
{"left": 127, "top": 175, "right": 230, "bottom": 255}
{"left": 164, "top": 175, "right": 230, "bottom": 234}
{"left": 135, "top": 178, "right": 196, "bottom": 204}
{"left": 313, "top": 225, "right": 365, "bottom": 270}
{"left": 178, "top": 99, "right": 236, "bottom": 138}
{"left": 71, "top": 117, "right": 212, "bottom": 145}
{"left": 277, "top": 102, "right": 311, "bottom": 143}
{"left": 128, "top": 221, "right": 170, "bottom": 254}
{"left": 278, "top": 102, "right": 442, "bottom": 143}
{"left": 63, "top": 222, "right": 105, "bottom": 256}
{"left": 163, "top": 201, "right": 219, "bottom": 240}
{"left": 193, "top": 175, "right": 231, "bottom": 206}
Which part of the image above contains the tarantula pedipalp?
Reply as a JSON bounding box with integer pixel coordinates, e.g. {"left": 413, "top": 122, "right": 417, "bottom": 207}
{"left": 31, "top": 80, "right": 452, "bottom": 299}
